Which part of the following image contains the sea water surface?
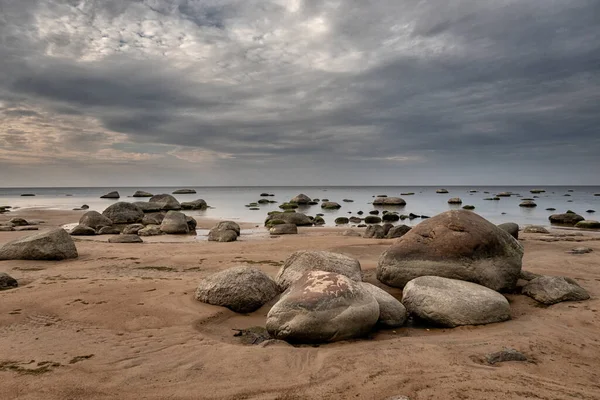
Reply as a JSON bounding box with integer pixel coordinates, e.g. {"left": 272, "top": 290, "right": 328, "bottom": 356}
{"left": 1, "top": 186, "right": 599, "bottom": 227}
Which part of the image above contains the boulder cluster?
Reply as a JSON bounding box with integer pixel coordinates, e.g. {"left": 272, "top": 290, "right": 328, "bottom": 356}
{"left": 194, "top": 209, "right": 590, "bottom": 344}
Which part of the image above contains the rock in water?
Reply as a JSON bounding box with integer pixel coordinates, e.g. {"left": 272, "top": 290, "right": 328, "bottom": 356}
{"left": 100, "top": 191, "right": 120, "bottom": 199}
{"left": 180, "top": 199, "right": 208, "bottom": 210}
{"left": 195, "top": 266, "right": 279, "bottom": 313}
{"left": 79, "top": 211, "right": 113, "bottom": 230}
{"left": 377, "top": 210, "right": 523, "bottom": 292}
{"left": 269, "top": 224, "right": 298, "bottom": 235}
{"left": 360, "top": 282, "right": 407, "bottom": 327}
{"left": 447, "top": 198, "right": 462, "bottom": 204}
{"left": 148, "top": 194, "right": 181, "bottom": 210}
{"left": 290, "top": 194, "right": 311, "bottom": 204}
{"left": 0, "top": 272, "right": 18, "bottom": 290}
{"left": 373, "top": 197, "right": 406, "bottom": 206}
{"left": 387, "top": 225, "right": 411, "bottom": 239}
{"left": 266, "top": 271, "right": 379, "bottom": 343}
{"left": 497, "top": 222, "right": 519, "bottom": 239}
{"left": 172, "top": 188, "right": 196, "bottom": 194}
{"left": 0, "top": 228, "right": 78, "bottom": 260}
{"left": 160, "top": 211, "right": 190, "bottom": 234}
{"left": 321, "top": 201, "right": 341, "bottom": 209}
{"left": 276, "top": 250, "right": 362, "bottom": 290}
{"left": 69, "top": 225, "right": 97, "bottom": 236}
{"left": 522, "top": 276, "right": 590, "bottom": 305}
{"left": 132, "top": 190, "right": 153, "bottom": 197}
{"left": 102, "top": 202, "right": 144, "bottom": 224}
{"left": 575, "top": 220, "right": 600, "bottom": 229}
{"left": 436, "top": 189, "right": 449, "bottom": 194}
{"left": 402, "top": 276, "right": 511, "bottom": 327}
{"left": 549, "top": 213, "right": 584, "bottom": 225}
{"left": 519, "top": 200, "right": 537, "bottom": 208}
{"left": 132, "top": 202, "right": 163, "bottom": 213}
{"left": 264, "top": 212, "right": 313, "bottom": 226}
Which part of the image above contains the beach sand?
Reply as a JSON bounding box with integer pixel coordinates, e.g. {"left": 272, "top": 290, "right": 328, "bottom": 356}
{"left": 1, "top": 209, "right": 600, "bottom": 399}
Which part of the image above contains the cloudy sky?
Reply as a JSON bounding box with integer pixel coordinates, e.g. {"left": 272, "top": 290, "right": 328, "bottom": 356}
{"left": 0, "top": 0, "right": 599, "bottom": 187}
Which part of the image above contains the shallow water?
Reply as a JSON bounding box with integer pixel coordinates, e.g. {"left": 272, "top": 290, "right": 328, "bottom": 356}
{"left": 1, "top": 186, "right": 598, "bottom": 227}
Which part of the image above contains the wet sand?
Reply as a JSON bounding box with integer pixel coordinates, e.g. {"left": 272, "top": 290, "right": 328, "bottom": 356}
{"left": 1, "top": 209, "right": 600, "bottom": 399}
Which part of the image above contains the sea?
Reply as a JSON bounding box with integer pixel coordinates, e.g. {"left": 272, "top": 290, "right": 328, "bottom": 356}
{"left": 1, "top": 186, "right": 598, "bottom": 227}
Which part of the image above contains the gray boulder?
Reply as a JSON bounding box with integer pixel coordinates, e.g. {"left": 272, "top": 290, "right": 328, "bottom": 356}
{"left": 195, "top": 266, "right": 279, "bottom": 313}
{"left": 387, "top": 225, "right": 411, "bottom": 239}
{"left": 549, "top": 213, "right": 585, "bottom": 225}
{"left": 108, "top": 234, "right": 143, "bottom": 243}
{"left": 321, "top": 201, "right": 341, "bottom": 209}
{"left": 142, "top": 213, "right": 165, "bottom": 226}
{"left": 498, "top": 222, "right": 519, "bottom": 239}
{"left": 0, "top": 272, "right": 18, "bottom": 290}
{"left": 97, "top": 226, "right": 121, "bottom": 235}
{"left": 290, "top": 194, "right": 311, "bottom": 204}
{"left": 523, "top": 225, "right": 549, "bottom": 234}
{"left": 132, "top": 202, "right": 163, "bottom": 213}
{"left": 0, "top": 228, "right": 78, "bottom": 260}
{"left": 180, "top": 199, "right": 208, "bottom": 210}
{"left": 275, "top": 250, "right": 362, "bottom": 290}
{"left": 575, "top": 220, "right": 600, "bottom": 229}
{"left": 447, "top": 197, "right": 463, "bottom": 204}
{"left": 160, "top": 211, "right": 190, "bottom": 234}
{"left": 208, "top": 229, "right": 238, "bottom": 242}
{"left": 69, "top": 225, "right": 96, "bottom": 236}
{"left": 122, "top": 224, "right": 145, "bottom": 235}
{"left": 360, "top": 282, "right": 407, "bottom": 327}
{"left": 377, "top": 210, "right": 523, "bottom": 292}
{"left": 102, "top": 202, "right": 144, "bottom": 224}
{"left": 79, "top": 211, "right": 113, "bottom": 230}
{"left": 149, "top": 194, "right": 181, "bottom": 210}
{"left": 265, "top": 212, "right": 313, "bottom": 227}
{"left": 214, "top": 221, "right": 241, "bottom": 236}
{"left": 266, "top": 271, "right": 379, "bottom": 343}
{"left": 373, "top": 197, "right": 406, "bottom": 206}
{"left": 519, "top": 200, "right": 537, "bottom": 208}
{"left": 402, "top": 276, "right": 511, "bottom": 327}
{"left": 132, "top": 190, "right": 153, "bottom": 197}
{"left": 364, "top": 225, "right": 385, "bottom": 239}
{"left": 138, "top": 225, "right": 163, "bottom": 236}
{"left": 522, "top": 276, "right": 590, "bottom": 305}
{"left": 100, "top": 191, "right": 120, "bottom": 199}
{"left": 172, "top": 188, "right": 196, "bottom": 194}
{"left": 270, "top": 224, "right": 298, "bottom": 235}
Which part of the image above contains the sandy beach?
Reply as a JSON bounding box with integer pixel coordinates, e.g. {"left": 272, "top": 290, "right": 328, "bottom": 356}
{"left": 1, "top": 209, "right": 600, "bottom": 400}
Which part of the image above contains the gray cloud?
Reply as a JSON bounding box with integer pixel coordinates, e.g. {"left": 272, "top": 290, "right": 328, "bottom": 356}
{"left": 0, "top": 0, "right": 598, "bottom": 186}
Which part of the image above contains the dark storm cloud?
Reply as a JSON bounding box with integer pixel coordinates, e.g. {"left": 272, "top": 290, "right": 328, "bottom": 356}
{"left": 0, "top": 0, "right": 599, "bottom": 185}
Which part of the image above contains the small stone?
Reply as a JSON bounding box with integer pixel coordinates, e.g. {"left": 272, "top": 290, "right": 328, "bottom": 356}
{"left": 485, "top": 348, "right": 528, "bottom": 365}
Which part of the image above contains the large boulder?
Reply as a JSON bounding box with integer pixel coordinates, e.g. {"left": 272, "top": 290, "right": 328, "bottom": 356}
{"left": 522, "top": 276, "right": 590, "bottom": 305}
{"left": 402, "top": 276, "right": 511, "bottom": 327}
{"left": 373, "top": 197, "right": 406, "bottom": 206}
{"left": 132, "top": 202, "right": 163, "bottom": 213}
{"left": 364, "top": 225, "right": 385, "bottom": 239}
{"left": 79, "top": 211, "right": 113, "bottom": 230}
{"left": 266, "top": 271, "right": 379, "bottom": 343}
{"left": 160, "top": 211, "right": 189, "bottom": 234}
{"left": 377, "top": 210, "right": 523, "bottom": 292}
{"left": 102, "top": 202, "right": 144, "bottom": 224}
{"left": 0, "top": 229, "right": 78, "bottom": 260}
{"left": 387, "top": 225, "right": 411, "bottom": 239}
{"left": 100, "top": 191, "right": 120, "bottom": 199}
{"left": 270, "top": 224, "right": 298, "bottom": 235}
{"left": 122, "top": 224, "right": 145, "bottom": 235}
{"left": 360, "top": 282, "right": 407, "bottom": 327}
{"left": 290, "top": 194, "right": 311, "bottom": 204}
{"left": 181, "top": 199, "right": 208, "bottom": 210}
{"left": 195, "top": 266, "right": 279, "bottom": 313}
{"left": 69, "top": 225, "right": 96, "bottom": 236}
{"left": 275, "top": 250, "right": 362, "bottom": 290}
{"left": 497, "top": 222, "right": 519, "bottom": 239}
{"left": 132, "top": 190, "right": 153, "bottom": 197}
{"left": 214, "top": 221, "right": 241, "bottom": 236}
{"left": 575, "top": 220, "right": 600, "bottom": 229}
{"left": 208, "top": 229, "right": 238, "bottom": 242}
{"left": 265, "top": 212, "right": 313, "bottom": 227}
{"left": 148, "top": 194, "right": 181, "bottom": 211}
{"left": 0, "top": 272, "right": 18, "bottom": 290}
{"left": 142, "top": 212, "right": 165, "bottom": 226}
{"left": 549, "top": 212, "right": 584, "bottom": 225}
{"left": 108, "top": 234, "right": 143, "bottom": 243}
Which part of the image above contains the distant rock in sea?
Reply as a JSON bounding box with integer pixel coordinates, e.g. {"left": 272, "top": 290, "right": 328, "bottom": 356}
{"left": 100, "top": 191, "right": 120, "bottom": 199}
{"left": 172, "top": 189, "right": 196, "bottom": 194}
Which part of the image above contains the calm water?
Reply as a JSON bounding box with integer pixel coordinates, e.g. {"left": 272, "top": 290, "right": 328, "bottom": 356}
{"left": 1, "top": 186, "right": 598, "bottom": 227}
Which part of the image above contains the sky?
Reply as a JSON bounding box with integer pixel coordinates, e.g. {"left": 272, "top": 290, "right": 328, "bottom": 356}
{"left": 0, "top": 0, "right": 599, "bottom": 187}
